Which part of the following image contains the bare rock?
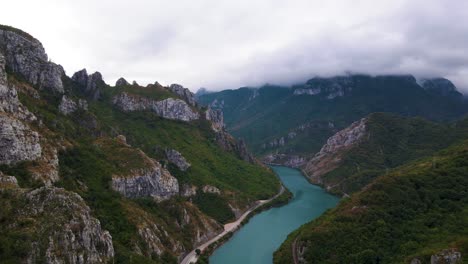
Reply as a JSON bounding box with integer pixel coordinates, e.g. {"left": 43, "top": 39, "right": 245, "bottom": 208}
{"left": 0, "top": 113, "right": 41, "bottom": 165}
{"left": 72, "top": 69, "right": 105, "bottom": 100}
{"left": 202, "top": 185, "right": 221, "bottom": 194}
{"left": 431, "top": 249, "right": 462, "bottom": 264}
{"left": 205, "top": 107, "right": 225, "bottom": 132}
{"left": 112, "top": 92, "right": 199, "bottom": 122}
{"left": 0, "top": 171, "right": 18, "bottom": 189}
{"left": 0, "top": 27, "right": 64, "bottom": 93}
{"left": 168, "top": 84, "right": 197, "bottom": 106}
{"left": 58, "top": 95, "right": 88, "bottom": 115}
{"left": 263, "top": 154, "right": 306, "bottom": 168}
{"left": 10, "top": 187, "right": 115, "bottom": 264}
{"left": 111, "top": 159, "right": 179, "bottom": 201}
{"left": 165, "top": 148, "right": 191, "bottom": 171}
{"left": 303, "top": 118, "right": 367, "bottom": 184}
{"left": 0, "top": 53, "right": 36, "bottom": 121}
{"left": 180, "top": 184, "right": 197, "bottom": 197}
{"left": 115, "top": 77, "right": 130, "bottom": 86}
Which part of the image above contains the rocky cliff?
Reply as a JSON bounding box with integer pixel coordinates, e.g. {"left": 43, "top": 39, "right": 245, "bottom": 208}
{"left": 95, "top": 138, "right": 180, "bottom": 201}
{"left": 303, "top": 118, "right": 367, "bottom": 185}
{"left": 71, "top": 69, "right": 105, "bottom": 100}
{"left": 165, "top": 148, "right": 191, "bottom": 171}
{"left": 58, "top": 95, "right": 88, "bottom": 115}
{"left": 0, "top": 186, "right": 114, "bottom": 263}
{"left": 0, "top": 25, "right": 279, "bottom": 263}
{"left": 0, "top": 25, "right": 64, "bottom": 94}
{"left": 205, "top": 107, "right": 225, "bottom": 132}
{"left": 168, "top": 83, "right": 197, "bottom": 106}
{"left": 113, "top": 92, "right": 199, "bottom": 121}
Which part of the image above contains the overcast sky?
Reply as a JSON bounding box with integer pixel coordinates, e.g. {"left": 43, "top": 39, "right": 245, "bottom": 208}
{"left": 2, "top": 0, "right": 468, "bottom": 92}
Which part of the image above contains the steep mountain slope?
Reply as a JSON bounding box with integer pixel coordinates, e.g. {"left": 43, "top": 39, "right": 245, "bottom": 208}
{"left": 0, "top": 25, "right": 279, "bottom": 263}
{"left": 303, "top": 113, "right": 468, "bottom": 195}
{"left": 198, "top": 75, "right": 468, "bottom": 161}
{"left": 274, "top": 139, "right": 468, "bottom": 264}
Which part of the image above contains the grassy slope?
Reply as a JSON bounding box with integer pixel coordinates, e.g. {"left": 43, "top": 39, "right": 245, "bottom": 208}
{"left": 274, "top": 140, "right": 468, "bottom": 264}
{"left": 321, "top": 113, "right": 465, "bottom": 194}
{"left": 0, "top": 72, "right": 279, "bottom": 263}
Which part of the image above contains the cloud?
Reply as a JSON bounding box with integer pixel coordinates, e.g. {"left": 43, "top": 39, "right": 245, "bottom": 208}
{"left": 1, "top": 0, "right": 468, "bottom": 92}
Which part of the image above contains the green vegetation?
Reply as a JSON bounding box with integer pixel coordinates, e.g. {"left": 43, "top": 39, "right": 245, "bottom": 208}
{"left": 321, "top": 113, "right": 466, "bottom": 194}
{"left": 199, "top": 76, "right": 468, "bottom": 156}
{"left": 0, "top": 68, "right": 279, "bottom": 263}
{"left": 274, "top": 140, "right": 468, "bottom": 264}
{"left": 193, "top": 192, "right": 235, "bottom": 224}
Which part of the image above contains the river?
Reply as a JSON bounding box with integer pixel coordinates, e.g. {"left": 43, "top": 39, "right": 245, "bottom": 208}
{"left": 210, "top": 166, "right": 340, "bottom": 264}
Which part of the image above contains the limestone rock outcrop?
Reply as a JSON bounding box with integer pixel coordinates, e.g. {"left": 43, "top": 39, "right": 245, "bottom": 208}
{"left": 202, "top": 185, "right": 221, "bottom": 194}
{"left": 303, "top": 118, "right": 367, "bottom": 184}
{"left": 180, "top": 184, "right": 197, "bottom": 197}
{"left": 292, "top": 76, "right": 353, "bottom": 99}
{"left": 58, "top": 95, "right": 88, "bottom": 115}
{"left": 0, "top": 187, "right": 114, "bottom": 263}
{"left": 165, "top": 148, "right": 191, "bottom": 171}
{"left": 263, "top": 154, "right": 306, "bottom": 168}
{"left": 115, "top": 77, "right": 130, "bottom": 86}
{"left": 0, "top": 113, "right": 41, "bottom": 165}
{"left": 0, "top": 26, "right": 64, "bottom": 93}
{"left": 0, "top": 171, "right": 18, "bottom": 189}
{"left": 72, "top": 69, "right": 105, "bottom": 100}
{"left": 430, "top": 249, "right": 462, "bottom": 264}
{"left": 112, "top": 92, "right": 199, "bottom": 121}
{"left": 168, "top": 84, "right": 197, "bottom": 106}
{"left": 205, "top": 107, "right": 225, "bottom": 132}
{"left": 111, "top": 159, "right": 179, "bottom": 201}
{"left": 0, "top": 53, "right": 36, "bottom": 121}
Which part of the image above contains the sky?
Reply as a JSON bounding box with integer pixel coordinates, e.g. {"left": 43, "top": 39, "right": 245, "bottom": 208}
{"left": 1, "top": 0, "right": 468, "bottom": 92}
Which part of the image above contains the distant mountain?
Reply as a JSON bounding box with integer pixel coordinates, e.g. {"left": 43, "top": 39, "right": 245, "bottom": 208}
{"left": 198, "top": 75, "right": 468, "bottom": 161}
{"left": 302, "top": 112, "right": 468, "bottom": 195}
{"left": 274, "top": 136, "right": 468, "bottom": 264}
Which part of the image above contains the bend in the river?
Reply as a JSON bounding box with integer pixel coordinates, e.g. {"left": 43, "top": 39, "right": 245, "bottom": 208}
{"left": 210, "top": 166, "right": 340, "bottom": 264}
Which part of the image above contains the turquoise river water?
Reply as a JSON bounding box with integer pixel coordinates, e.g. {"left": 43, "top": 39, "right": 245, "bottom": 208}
{"left": 210, "top": 166, "right": 340, "bottom": 264}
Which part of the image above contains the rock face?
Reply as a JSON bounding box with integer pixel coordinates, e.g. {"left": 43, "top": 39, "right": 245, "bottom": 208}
{"left": 303, "top": 118, "right": 367, "bottom": 184}
{"left": 202, "top": 185, "right": 221, "bottom": 194}
{"left": 0, "top": 171, "right": 18, "bottom": 189}
{"left": 115, "top": 77, "right": 130, "bottom": 86}
{"left": 58, "top": 95, "right": 88, "bottom": 115}
{"left": 421, "top": 78, "right": 464, "bottom": 98}
{"left": 165, "top": 148, "right": 191, "bottom": 171}
{"left": 2, "top": 187, "right": 114, "bottom": 263}
{"left": 72, "top": 69, "right": 105, "bottom": 100}
{"left": 0, "top": 53, "right": 36, "bottom": 121}
{"left": 0, "top": 27, "right": 64, "bottom": 93}
{"left": 235, "top": 138, "right": 257, "bottom": 164}
{"left": 263, "top": 154, "right": 306, "bottom": 168}
{"left": 205, "top": 107, "right": 225, "bottom": 132}
{"left": 168, "top": 84, "right": 197, "bottom": 106}
{"left": 430, "top": 249, "right": 462, "bottom": 264}
{"left": 112, "top": 159, "right": 179, "bottom": 201}
{"left": 0, "top": 113, "right": 41, "bottom": 165}
{"left": 292, "top": 76, "right": 353, "bottom": 99}
{"left": 180, "top": 184, "right": 197, "bottom": 197}
{"left": 112, "top": 92, "right": 199, "bottom": 121}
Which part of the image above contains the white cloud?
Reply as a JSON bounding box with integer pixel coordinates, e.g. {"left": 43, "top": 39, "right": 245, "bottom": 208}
{"left": 1, "top": 0, "right": 468, "bottom": 92}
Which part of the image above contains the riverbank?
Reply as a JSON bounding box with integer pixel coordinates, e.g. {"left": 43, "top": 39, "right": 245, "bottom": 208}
{"left": 180, "top": 185, "right": 287, "bottom": 264}
{"left": 209, "top": 166, "right": 340, "bottom": 264}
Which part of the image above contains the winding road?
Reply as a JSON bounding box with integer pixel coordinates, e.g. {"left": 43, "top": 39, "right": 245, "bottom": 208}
{"left": 180, "top": 186, "right": 285, "bottom": 264}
